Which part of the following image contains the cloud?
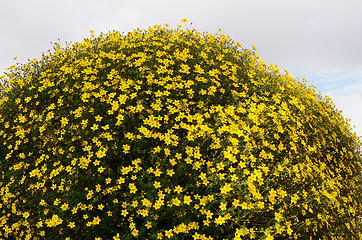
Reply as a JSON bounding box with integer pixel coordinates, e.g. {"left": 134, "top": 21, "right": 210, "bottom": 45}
{"left": 298, "top": 69, "right": 362, "bottom": 138}
{"left": 324, "top": 81, "right": 362, "bottom": 137}
{"left": 2, "top": 0, "right": 362, "bottom": 75}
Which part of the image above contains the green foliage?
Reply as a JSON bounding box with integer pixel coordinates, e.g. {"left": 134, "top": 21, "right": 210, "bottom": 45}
{"left": 0, "top": 22, "right": 361, "bottom": 240}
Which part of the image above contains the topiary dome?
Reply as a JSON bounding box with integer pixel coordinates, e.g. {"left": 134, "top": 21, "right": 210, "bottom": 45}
{"left": 0, "top": 22, "right": 361, "bottom": 239}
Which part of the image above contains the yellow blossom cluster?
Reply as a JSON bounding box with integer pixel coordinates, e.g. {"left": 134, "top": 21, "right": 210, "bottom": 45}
{"left": 0, "top": 20, "right": 361, "bottom": 239}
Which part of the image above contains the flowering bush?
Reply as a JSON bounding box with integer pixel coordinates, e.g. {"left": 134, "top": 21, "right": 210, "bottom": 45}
{"left": 0, "top": 20, "right": 361, "bottom": 240}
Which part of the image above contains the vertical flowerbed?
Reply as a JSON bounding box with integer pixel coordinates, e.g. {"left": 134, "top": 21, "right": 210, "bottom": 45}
{"left": 0, "top": 21, "right": 361, "bottom": 239}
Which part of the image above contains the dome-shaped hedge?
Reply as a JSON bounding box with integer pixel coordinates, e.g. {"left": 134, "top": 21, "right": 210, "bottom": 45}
{"left": 0, "top": 22, "right": 361, "bottom": 240}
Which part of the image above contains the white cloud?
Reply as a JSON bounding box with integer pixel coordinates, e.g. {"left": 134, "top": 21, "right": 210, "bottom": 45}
{"left": 324, "top": 81, "right": 362, "bottom": 138}
{"left": 2, "top": 0, "right": 362, "bottom": 75}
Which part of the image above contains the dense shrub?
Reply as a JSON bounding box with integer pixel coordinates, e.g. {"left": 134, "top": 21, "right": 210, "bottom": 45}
{"left": 0, "top": 21, "right": 361, "bottom": 239}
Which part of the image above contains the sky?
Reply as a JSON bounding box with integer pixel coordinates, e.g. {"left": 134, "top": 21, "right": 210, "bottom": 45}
{"left": 1, "top": 0, "right": 361, "bottom": 137}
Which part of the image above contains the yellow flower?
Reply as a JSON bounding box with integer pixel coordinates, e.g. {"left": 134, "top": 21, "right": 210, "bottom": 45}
{"left": 68, "top": 222, "right": 75, "bottom": 229}
{"left": 36, "top": 220, "right": 43, "bottom": 228}
{"left": 117, "top": 177, "right": 125, "bottom": 185}
{"left": 129, "top": 183, "right": 137, "bottom": 194}
{"left": 86, "top": 190, "right": 94, "bottom": 200}
{"left": 172, "top": 197, "right": 181, "bottom": 206}
{"left": 174, "top": 185, "right": 183, "bottom": 194}
{"left": 184, "top": 195, "right": 192, "bottom": 205}
{"left": 214, "top": 215, "right": 226, "bottom": 225}
{"left": 105, "top": 177, "right": 112, "bottom": 184}
{"left": 154, "top": 181, "right": 161, "bottom": 189}
{"left": 231, "top": 174, "right": 238, "bottom": 181}
{"left": 45, "top": 214, "right": 63, "bottom": 227}
{"left": 154, "top": 168, "right": 162, "bottom": 177}
{"left": 220, "top": 183, "right": 232, "bottom": 194}
{"left": 53, "top": 198, "right": 61, "bottom": 206}
{"left": 113, "top": 233, "right": 120, "bottom": 240}
{"left": 275, "top": 211, "right": 283, "bottom": 222}
{"left": 45, "top": 111, "right": 55, "bottom": 121}
{"left": 232, "top": 199, "right": 240, "bottom": 208}
{"left": 95, "top": 115, "right": 103, "bottom": 122}
{"left": 194, "top": 64, "right": 205, "bottom": 74}
{"left": 268, "top": 188, "right": 277, "bottom": 204}
{"left": 181, "top": 18, "right": 188, "bottom": 23}
{"left": 91, "top": 123, "right": 99, "bottom": 131}
{"left": 123, "top": 144, "right": 130, "bottom": 154}
{"left": 154, "top": 199, "right": 164, "bottom": 210}
{"left": 96, "top": 148, "right": 107, "bottom": 158}
{"left": 157, "top": 233, "right": 163, "bottom": 239}
{"left": 180, "top": 64, "right": 190, "bottom": 74}
{"left": 22, "top": 211, "right": 30, "bottom": 219}
{"left": 60, "top": 117, "right": 68, "bottom": 127}
{"left": 97, "top": 166, "right": 105, "bottom": 173}
{"left": 121, "top": 209, "right": 128, "bottom": 217}
{"left": 142, "top": 198, "right": 152, "bottom": 208}
{"left": 39, "top": 199, "right": 46, "bottom": 206}
{"left": 265, "top": 232, "right": 274, "bottom": 240}
{"left": 165, "top": 229, "right": 174, "bottom": 238}
{"left": 167, "top": 169, "right": 175, "bottom": 177}
{"left": 205, "top": 210, "right": 213, "bottom": 219}
{"left": 61, "top": 203, "right": 69, "bottom": 211}
{"left": 93, "top": 216, "right": 101, "bottom": 225}
{"left": 277, "top": 188, "right": 287, "bottom": 199}
{"left": 81, "top": 119, "right": 88, "bottom": 128}
{"left": 219, "top": 202, "right": 227, "bottom": 211}
{"left": 145, "top": 221, "right": 152, "bottom": 229}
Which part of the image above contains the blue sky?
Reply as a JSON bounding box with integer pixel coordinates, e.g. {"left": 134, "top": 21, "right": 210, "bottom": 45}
{"left": 1, "top": 0, "right": 361, "bottom": 137}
